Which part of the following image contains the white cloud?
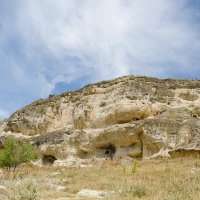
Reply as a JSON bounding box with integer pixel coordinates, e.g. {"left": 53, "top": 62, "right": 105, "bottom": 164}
{"left": 12, "top": 0, "right": 199, "bottom": 80}
{"left": 0, "top": 108, "right": 9, "bottom": 120}
{"left": 0, "top": 0, "right": 200, "bottom": 117}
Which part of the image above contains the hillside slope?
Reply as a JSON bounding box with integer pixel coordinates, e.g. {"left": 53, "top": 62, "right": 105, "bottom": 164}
{"left": 1, "top": 76, "right": 200, "bottom": 166}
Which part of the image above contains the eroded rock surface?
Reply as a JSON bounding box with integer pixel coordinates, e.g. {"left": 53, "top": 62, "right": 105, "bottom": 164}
{"left": 1, "top": 76, "right": 200, "bottom": 166}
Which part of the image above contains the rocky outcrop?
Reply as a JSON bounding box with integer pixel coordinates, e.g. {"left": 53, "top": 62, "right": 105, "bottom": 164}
{"left": 1, "top": 76, "right": 200, "bottom": 166}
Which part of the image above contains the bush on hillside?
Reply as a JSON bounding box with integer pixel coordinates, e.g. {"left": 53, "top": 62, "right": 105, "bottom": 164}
{"left": 0, "top": 137, "right": 37, "bottom": 171}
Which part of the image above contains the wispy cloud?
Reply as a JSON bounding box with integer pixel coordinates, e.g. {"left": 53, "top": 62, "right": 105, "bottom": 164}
{"left": 0, "top": 108, "right": 9, "bottom": 120}
{"left": 0, "top": 0, "right": 200, "bottom": 119}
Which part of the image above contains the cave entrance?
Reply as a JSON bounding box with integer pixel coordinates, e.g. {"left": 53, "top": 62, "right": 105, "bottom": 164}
{"left": 96, "top": 145, "right": 116, "bottom": 160}
{"left": 42, "top": 155, "right": 57, "bottom": 166}
{"left": 104, "top": 145, "right": 116, "bottom": 159}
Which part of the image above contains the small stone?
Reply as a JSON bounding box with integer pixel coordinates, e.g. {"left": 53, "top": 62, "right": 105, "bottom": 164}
{"left": 49, "top": 184, "right": 66, "bottom": 191}
{"left": 76, "top": 189, "right": 113, "bottom": 198}
{"left": 0, "top": 185, "right": 9, "bottom": 196}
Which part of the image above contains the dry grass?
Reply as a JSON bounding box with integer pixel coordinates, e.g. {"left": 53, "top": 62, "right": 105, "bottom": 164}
{"left": 0, "top": 158, "right": 200, "bottom": 199}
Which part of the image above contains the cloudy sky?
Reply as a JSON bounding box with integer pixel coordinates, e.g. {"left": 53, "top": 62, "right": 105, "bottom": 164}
{"left": 0, "top": 0, "right": 200, "bottom": 119}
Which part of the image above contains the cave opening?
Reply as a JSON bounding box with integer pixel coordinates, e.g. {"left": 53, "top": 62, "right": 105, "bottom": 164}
{"left": 96, "top": 144, "right": 116, "bottom": 160}
{"left": 104, "top": 145, "right": 116, "bottom": 159}
{"left": 42, "top": 155, "right": 57, "bottom": 166}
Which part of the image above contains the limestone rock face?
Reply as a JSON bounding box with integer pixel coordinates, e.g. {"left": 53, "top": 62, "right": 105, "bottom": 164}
{"left": 1, "top": 76, "right": 200, "bottom": 166}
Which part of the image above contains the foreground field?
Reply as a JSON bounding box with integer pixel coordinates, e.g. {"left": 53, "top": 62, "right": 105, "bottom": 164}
{"left": 0, "top": 158, "right": 200, "bottom": 200}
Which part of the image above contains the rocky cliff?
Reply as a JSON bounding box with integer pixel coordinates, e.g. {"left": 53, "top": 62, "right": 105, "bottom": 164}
{"left": 0, "top": 76, "right": 200, "bottom": 166}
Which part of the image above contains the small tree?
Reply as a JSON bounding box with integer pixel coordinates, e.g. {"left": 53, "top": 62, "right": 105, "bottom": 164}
{"left": 0, "top": 137, "right": 37, "bottom": 171}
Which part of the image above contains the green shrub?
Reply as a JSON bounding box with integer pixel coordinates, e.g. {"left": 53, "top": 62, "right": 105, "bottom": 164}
{"left": 120, "top": 185, "right": 147, "bottom": 198}
{"left": 132, "top": 185, "right": 147, "bottom": 198}
{"left": 0, "top": 137, "right": 37, "bottom": 171}
{"left": 48, "top": 94, "right": 55, "bottom": 98}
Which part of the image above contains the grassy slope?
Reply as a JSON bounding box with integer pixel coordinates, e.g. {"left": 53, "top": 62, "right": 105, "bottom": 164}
{"left": 0, "top": 158, "right": 200, "bottom": 200}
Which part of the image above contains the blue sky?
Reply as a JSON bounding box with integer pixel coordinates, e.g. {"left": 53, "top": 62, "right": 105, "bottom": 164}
{"left": 0, "top": 0, "right": 200, "bottom": 119}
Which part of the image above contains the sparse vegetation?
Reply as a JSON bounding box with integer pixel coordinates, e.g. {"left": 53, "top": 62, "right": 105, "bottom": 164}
{"left": 131, "top": 160, "right": 139, "bottom": 174}
{"left": 0, "top": 158, "right": 200, "bottom": 199}
{"left": 8, "top": 182, "right": 39, "bottom": 200}
{"left": 120, "top": 185, "right": 147, "bottom": 198}
{"left": 48, "top": 94, "right": 55, "bottom": 98}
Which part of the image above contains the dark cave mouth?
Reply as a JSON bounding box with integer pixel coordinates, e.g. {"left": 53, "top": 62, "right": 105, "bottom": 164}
{"left": 42, "top": 155, "right": 57, "bottom": 166}
{"left": 96, "top": 144, "right": 116, "bottom": 159}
